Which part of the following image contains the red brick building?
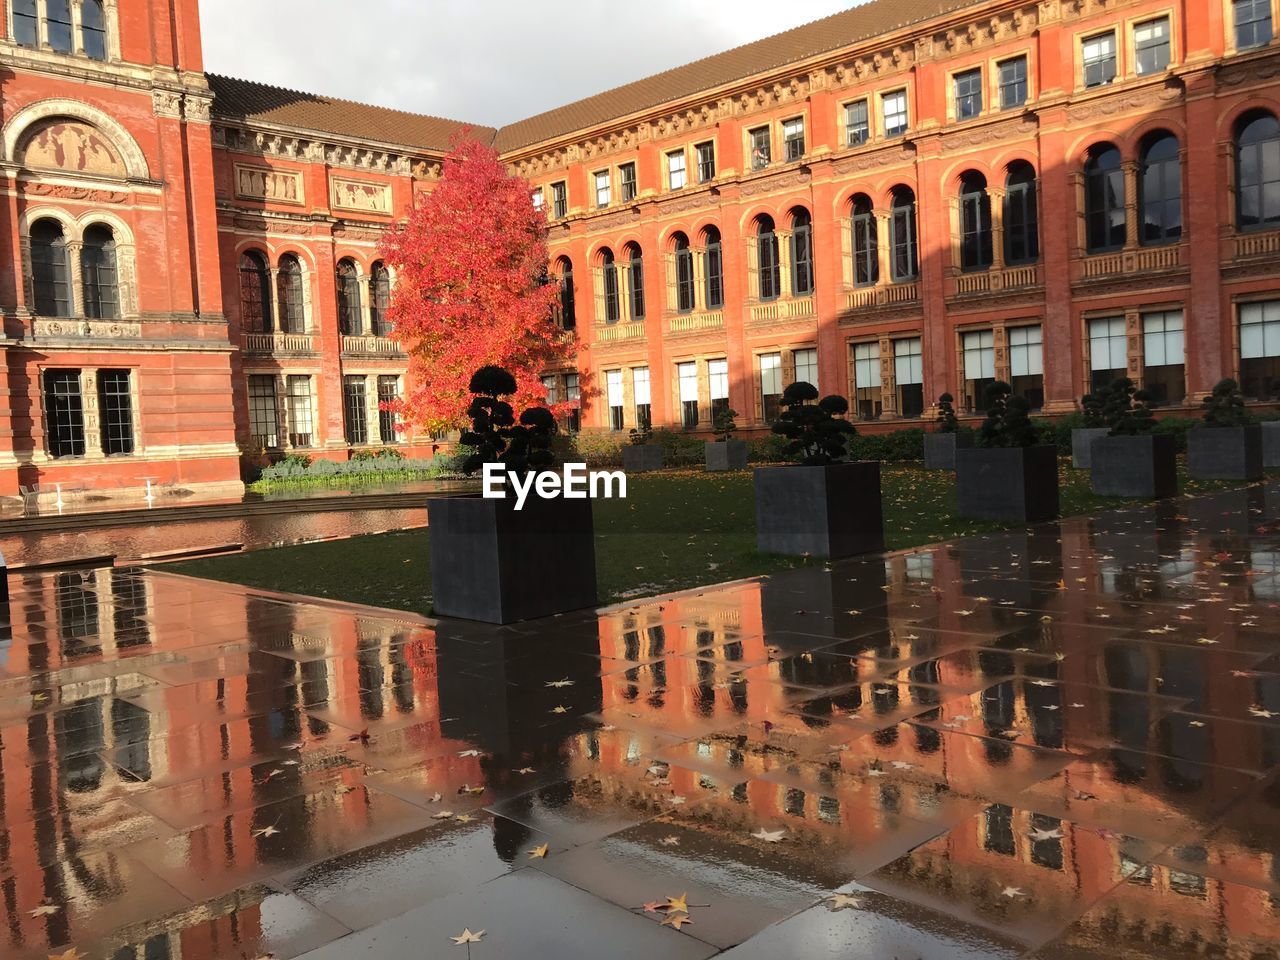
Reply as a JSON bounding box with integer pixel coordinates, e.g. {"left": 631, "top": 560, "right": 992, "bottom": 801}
{"left": 1, "top": 0, "right": 1279, "bottom": 503}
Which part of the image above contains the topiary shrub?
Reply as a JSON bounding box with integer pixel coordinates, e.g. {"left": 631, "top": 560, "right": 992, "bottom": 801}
{"left": 1200, "top": 378, "right": 1254, "bottom": 427}
{"left": 459, "top": 365, "right": 557, "bottom": 476}
{"left": 976, "top": 381, "right": 1038, "bottom": 448}
{"left": 1081, "top": 393, "right": 1106, "bottom": 429}
{"left": 936, "top": 393, "right": 959, "bottom": 434}
{"left": 771, "top": 381, "right": 857, "bottom": 465}
{"left": 1101, "top": 377, "right": 1158, "bottom": 436}
{"left": 713, "top": 406, "right": 739, "bottom": 442}
{"left": 628, "top": 422, "right": 653, "bottom": 446}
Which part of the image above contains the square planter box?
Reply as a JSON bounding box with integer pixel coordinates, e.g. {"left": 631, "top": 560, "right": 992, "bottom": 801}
{"left": 1264, "top": 421, "right": 1280, "bottom": 469}
{"left": 923, "top": 431, "right": 971, "bottom": 470}
{"left": 754, "top": 461, "right": 885, "bottom": 560}
{"left": 622, "top": 444, "right": 664, "bottom": 473}
{"left": 1071, "top": 428, "right": 1110, "bottom": 470}
{"left": 1187, "top": 425, "right": 1264, "bottom": 481}
{"left": 956, "top": 445, "right": 1060, "bottom": 523}
{"left": 705, "top": 440, "right": 749, "bottom": 472}
{"left": 1091, "top": 433, "right": 1178, "bottom": 499}
{"left": 427, "top": 492, "right": 597, "bottom": 624}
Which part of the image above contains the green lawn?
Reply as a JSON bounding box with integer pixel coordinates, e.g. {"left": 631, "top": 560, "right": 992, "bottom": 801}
{"left": 172, "top": 463, "right": 1256, "bottom": 616}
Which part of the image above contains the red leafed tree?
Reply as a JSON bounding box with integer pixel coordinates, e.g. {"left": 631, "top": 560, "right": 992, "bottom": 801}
{"left": 380, "top": 136, "right": 576, "bottom": 433}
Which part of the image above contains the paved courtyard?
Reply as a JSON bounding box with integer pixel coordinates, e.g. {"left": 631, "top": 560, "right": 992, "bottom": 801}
{"left": 2, "top": 484, "right": 1279, "bottom": 958}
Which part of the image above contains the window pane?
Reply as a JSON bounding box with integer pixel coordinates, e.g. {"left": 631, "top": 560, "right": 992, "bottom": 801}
{"left": 794, "top": 348, "right": 818, "bottom": 391}
{"left": 44, "top": 369, "right": 86, "bottom": 458}
{"left": 343, "top": 376, "right": 368, "bottom": 445}
{"left": 668, "top": 152, "right": 687, "bottom": 190}
{"left": 98, "top": 369, "right": 134, "bottom": 456}
{"left": 750, "top": 128, "right": 771, "bottom": 170}
{"left": 32, "top": 220, "right": 71, "bottom": 317}
{"left": 846, "top": 100, "right": 869, "bottom": 146}
{"left": 954, "top": 69, "right": 983, "bottom": 120}
{"left": 595, "top": 171, "right": 611, "bottom": 207}
{"left": 894, "top": 338, "right": 923, "bottom": 385}
{"left": 248, "top": 375, "right": 279, "bottom": 448}
{"left": 709, "top": 360, "right": 729, "bottom": 401}
{"left": 377, "top": 376, "right": 399, "bottom": 443}
{"left": 1135, "top": 18, "right": 1171, "bottom": 74}
{"left": 47, "top": 0, "right": 73, "bottom": 52}
{"left": 633, "top": 367, "right": 652, "bottom": 405}
{"left": 883, "top": 91, "right": 908, "bottom": 136}
{"left": 82, "top": 0, "right": 108, "bottom": 60}
{"left": 760, "top": 353, "right": 782, "bottom": 396}
{"left": 999, "top": 57, "right": 1028, "bottom": 109}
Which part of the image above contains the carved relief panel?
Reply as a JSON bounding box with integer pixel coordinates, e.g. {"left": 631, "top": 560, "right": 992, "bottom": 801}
{"left": 330, "top": 177, "right": 392, "bottom": 214}
{"left": 18, "top": 120, "right": 125, "bottom": 177}
{"left": 235, "top": 164, "right": 305, "bottom": 205}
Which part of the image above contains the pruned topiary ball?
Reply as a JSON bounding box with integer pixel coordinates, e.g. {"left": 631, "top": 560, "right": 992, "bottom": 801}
{"left": 782, "top": 381, "right": 819, "bottom": 404}
{"left": 469, "top": 366, "right": 517, "bottom": 396}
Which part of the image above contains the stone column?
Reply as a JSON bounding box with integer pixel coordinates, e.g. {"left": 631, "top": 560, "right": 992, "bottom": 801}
{"left": 364, "top": 374, "right": 381, "bottom": 444}
{"left": 66, "top": 241, "right": 85, "bottom": 318}
{"left": 777, "top": 231, "right": 794, "bottom": 298}
{"left": 70, "top": 0, "right": 84, "bottom": 54}
{"left": 692, "top": 247, "right": 707, "bottom": 312}
{"left": 989, "top": 188, "right": 1007, "bottom": 272}
{"left": 1125, "top": 309, "right": 1144, "bottom": 389}
{"left": 276, "top": 373, "right": 291, "bottom": 449}
{"left": 37, "top": 0, "right": 50, "bottom": 47}
{"left": 80, "top": 369, "right": 102, "bottom": 456}
{"left": 359, "top": 274, "right": 374, "bottom": 338}
{"left": 879, "top": 335, "right": 898, "bottom": 418}
{"left": 617, "top": 263, "right": 632, "bottom": 325}
{"left": 993, "top": 322, "right": 1010, "bottom": 383}
{"left": 268, "top": 267, "right": 282, "bottom": 336}
{"left": 1122, "top": 161, "right": 1140, "bottom": 251}
{"left": 875, "top": 212, "right": 892, "bottom": 286}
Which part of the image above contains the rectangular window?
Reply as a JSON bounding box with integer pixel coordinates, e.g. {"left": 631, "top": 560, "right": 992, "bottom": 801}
{"left": 794, "top": 348, "right": 818, "bottom": 392}
{"left": 783, "top": 118, "right": 806, "bottom": 161}
{"left": 44, "top": 369, "right": 86, "bottom": 458}
{"left": 343, "top": 376, "right": 368, "bottom": 446}
{"left": 1142, "top": 310, "right": 1185, "bottom": 404}
{"left": 984, "top": 804, "right": 1016, "bottom": 856}
{"left": 678, "top": 361, "right": 699, "bottom": 429}
{"left": 1235, "top": 0, "right": 1273, "bottom": 48}
{"left": 248, "top": 375, "right": 279, "bottom": 449}
{"left": 894, "top": 337, "right": 924, "bottom": 418}
{"left": 286, "top": 375, "right": 313, "bottom": 447}
{"left": 531, "top": 188, "right": 544, "bottom": 212}
{"left": 606, "top": 369, "right": 625, "bottom": 431}
{"left": 852, "top": 341, "right": 882, "bottom": 420}
{"left": 1082, "top": 32, "right": 1117, "bottom": 88}
{"left": 542, "top": 374, "right": 558, "bottom": 406}
{"left": 962, "top": 330, "right": 996, "bottom": 412}
{"left": 620, "top": 162, "right": 638, "bottom": 201}
{"left": 46, "top": 0, "right": 72, "bottom": 52}
{"left": 377, "top": 375, "right": 399, "bottom": 443}
{"left": 1009, "top": 325, "right": 1045, "bottom": 410}
{"left": 667, "top": 150, "right": 687, "bottom": 190}
{"left": 760, "top": 352, "right": 782, "bottom": 422}
{"left": 12, "top": 0, "right": 38, "bottom": 47}
{"left": 633, "top": 367, "right": 651, "bottom": 430}
{"left": 594, "top": 170, "right": 611, "bottom": 208}
{"left": 845, "top": 99, "right": 870, "bottom": 146}
{"left": 709, "top": 358, "right": 729, "bottom": 420}
{"left": 565, "top": 373, "right": 581, "bottom": 432}
{"left": 552, "top": 181, "right": 568, "bottom": 219}
{"left": 999, "top": 56, "right": 1028, "bottom": 109}
{"left": 1089, "top": 316, "right": 1128, "bottom": 394}
{"left": 882, "top": 90, "right": 909, "bottom": 137}
{"left": 695, "top": 142, "right": 716, "bottom": 183}
{"left": 1240, "top": 300, "right": 1280, "bottom": 399}
{"left": 98, "top": 369, "right": 134, "bottom": 456}
{"left": 750, "top": 127, "right": 771, "bottom": 170}
{"left": 954, "top": 68, "right": 983, "bottom": 120}
{"left": 1134, "top": 17, "right": 1171, "bottom": 74}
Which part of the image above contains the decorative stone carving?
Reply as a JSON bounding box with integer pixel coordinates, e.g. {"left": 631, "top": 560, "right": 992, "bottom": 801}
{"left": 184, "top": 96, "right": 213, "bottom": 123}
{"left": 235, "top": 164, "right": 305, "bottom": 204}
{"left": 34, "top": 319, "right": 141, "bottom": 339}
{"left": 941, "top": 117, "right": 1040, "bottom": 153}
{"left": 1066, "top": 81, "right": 1183, "bottom": 122}
{"left": 1218, "top": 56, "right": 1280, "bottom": 86}
{"left": 831, "top": 145, "right": 915, "bottom": 175}
{"left": 332, "top": 223, "right": 385, "bottom": 241}
{"left": 17, "top": 120, "right": 125, "bottom": 176}
{"left": 25, "top": 183, "right": 128, "bottom": 203}
{"left": 740, "top": 169, "right": 811, "bottom": 197}
{"left": 330, "top": 177, "right": 392, "bottom": 214}
{"left": 217, "top": 125, "right": 416, "bottom": 176}
{"left": 152, "top": 89, "right": 183, "bottom": 119}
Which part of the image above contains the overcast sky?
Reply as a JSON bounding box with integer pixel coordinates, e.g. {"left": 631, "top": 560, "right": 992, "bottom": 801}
{"left": 199, "top": 1, "right": 860, "bottom": 127}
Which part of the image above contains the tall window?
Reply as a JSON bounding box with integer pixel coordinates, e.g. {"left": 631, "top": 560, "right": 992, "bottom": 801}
{"left": 1085, "top": 144, "right": 1126, "bottom": 253}
{"left": 985, "top": 804, "right": 1017, "bottom": 856}
{"left": 1235, "top": 0, "right": 1273, "bottom": 49}
{"left": 565, "top": 373, "right": 581, "bottom": 432}
{"left": 696, "top": 142, "right": 716, "bottom": 182}
{"left": 667, "top": 151, "right": 687, "bottom": 190}
{"left": 1143, "top": 310, "right": 1185, "bottom": 404}
{"left": 1089, "top": 316, "right": 1128, "bottom": 394}
{"left": 709, "top": 359, "right": 730, "bottom": 420}
{"left": 678, "top": 361, "right": 699, "bottom": 429}
{"left": 760, "top": 353, "right": 782, "bottom": 422}
{"left": 626, "top": 245, "right": 646, "bottom": 320}
{"left": 552, "top": 182, "right": 568, "bottom": 219}
{"left": 894, "top": 337, "right": 924, "bottom": 418}
{"left": 1240, "top": 300, "right": 1280, "bottom": 399}
{"left": 750, "top": 127, "right": 771, "bottom": 170}
{"left": 673, "top": 234, "right": 695, "bottom": 313}
{"left": 1139, "top": 133, "right": 1182, "bottom": 246}
{"left": 276, "top": 255, "right": 305, "bottom": 334}
{"left": 378, "top": 375, "right": 399, "bottom": 443}
{"left": 557, "top": 258, "right": 576, "bottom": 330}
{"left": 633, "top": 367, "right": 651, "bottom": 430}
{"left": 370, "top": 262, "right": 391, "bottom": 335}
{"left": 31, "top": 219, "right": 71, "bottom": 317}
{"left": 791, "top": 209, "right": 815, "bottom": 296}
{"left": 98, "top": 369, "right": 134, "bottom": 456}
{"left": 336, "top": 259, "right": 362, "bottom": 335}
{"left": 601, "top": 249, "right": 620, "bottom": 324}
{"left": 343, "top": 376, "right": 368, "bottom": 445}
{"left": 962, "top": 330, "right": 996, "bottom": 411}
{"left": 542, "top": 375, "right": 558, "bottom": 406}
{"left": 954, "top": 68, "right": 983, "bottom": 120}
{"left": 959, "top": 172, "right": 993, "bottom": 271}
{"left": 999, "top": 57, "right": 1028, "bottom": 109}
{"left": 1236, "top": 112, "right": 1280, "bottom": 231}
{"left": 1082, "top": 32, "right": 1117, "bottom": 87}
{"left": 852, "top": 195, "right": 878, "bottom": 286}
{"left": 82, "top": 0, "right": 107, "bottom": 60}
{"left": 846, "top": 100, "right": 870, "bottom": 146}
{"left": 1135, "top": 17, "right": 1171, "bottom": 74}
{"left": 248, "top": 375, "right": 279, "bottom": 449}
{"left": 794, "top": 348, "right": 818, "bottom": 392}
{"left": 606, "top": 369, "right": 624, "bottom": 431}
{"left": 852, "top": 341, "right": 882, "bottom": 419}
{"left": 883, "top": 90, "right": 908, "bottom": 137}
{"left": 890, "top": 187, "right": 919, "bottom": 281}
{"left": 620, "top": 163, "right": 638, "bottom": 202}
{"left": 594, "top": 170, "right": 611, "bottom": 208}
{"left": 12, "top": 0, "right": 38, "bottom": 47}
{"left": 46, "top": 0, "right": 72, "bottom": 52}
{"left": 757, "top": 216, "right": 781, "bottom": 301}
{"left": 44, "top": 370, "right": 86, "bottom": 458}
{"left": 286, "top": 375, "right": 313, "bottom": 447}
{"left": 783, "top": 118, "right": 806, "bottom": 161}
{"left": 704, "top": 227, "right": 724, "bottom": 309}
{"left": 1010, "top": 325, "right": 1044, "bottom": 409}
{"left": 531, "top": 188, "right": 544, "bottom": 213}
{"left": 1005, "top": 163, "right": 1039, "bottom": 264}
{"left": 238, "top": 251, "right": 272, "bottom": 332}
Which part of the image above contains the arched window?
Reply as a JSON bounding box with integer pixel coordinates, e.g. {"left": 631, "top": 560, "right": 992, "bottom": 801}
{"left": 704, "top": 227, "right": 724, "bottom": 310}
{"left": 600, "top": 249, "right": 620, "bottom": 324}
{"left": 851, "top": 195, "right": 878, "bottom": 287}
{"left": 30, "top": 219, "right": 71, "bottom": 317}
{"left": 1004, "top": 163, "right": 1039, "bottom": 264}
{"left": 336, "top": 259, "right": 362, "bottom": 335}
{"left": 1236, "top": 112, "right": 1280, "bottom": 232}
{"left": 239, "top": 251, "right": 272, "bottom": 332}
{"left": 790, "top": 208, "right": 815, "bottom": 296}
{"left": 890, "top": 187, "right": 919, "bottom": 282}
{"left": 1084, "top": 144, "right": 1126, "bottom": 253}
{"left": 757, "top": 215, "right": 781, "bottom": 301}
{"left": 556, "top": 257, "right": 576, "bottom": 330}
{"left": 625, "top": 244, "right": 646, "bottom": 321}
{"left": 46, "top": 0, "right": 72, "bottom": 52}
{"left": 277, "top": 255, "right": 305, "bottom": 334}
{"left": 674, "top": 234, "right": 695, "bottom": 313}
{"left": 81, "top": 224, "right": 118, "bottom": 319}
{"left": 1140, "top": 133, "right": 1182, "bottom": 245}
{"left": 370, "top": 261, "right": 391, "bottom": 335}
{"left": 959, "top": 172, "right": 993, "bottom": 271}
{"left": 82, "top": 0, "right": 108, "bottom": 60}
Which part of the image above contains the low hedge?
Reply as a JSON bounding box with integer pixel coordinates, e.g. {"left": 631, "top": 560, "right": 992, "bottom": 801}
{"left": 253, "top": 451, "right": 461, "bottom": 488}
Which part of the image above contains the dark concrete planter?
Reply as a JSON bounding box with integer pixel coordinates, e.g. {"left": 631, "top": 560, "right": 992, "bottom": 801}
{"left": 1091, "top": 433, "right": 1178, "bottom": 499}
{"left": 1264, "top": 421, "right": 1280, "bottom": 469}
{"left": 923, "top": 431, "right": 972, "bottom": 470}
{"left": 705, "top": 440, "right": 749, "bottom": 472}
{"left": 754, "top": 461, "right": 885, "bottom": 559}
{"left": 427, "top": 492, "right": 597, "bottom": 624}
{"left": 622, "top": 444, "right": 664, "bottom": 473}
{"left": 956, "top": 445, "right": 1060, "bottom": 523}
{"left": 1187, "top": 425, "right": 1264, "bottom": 481}
{"left": 1071, "top": 428, "right": 1110, "bottom": 470}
